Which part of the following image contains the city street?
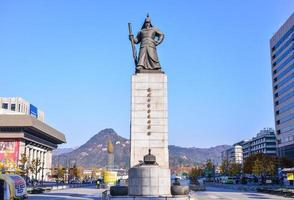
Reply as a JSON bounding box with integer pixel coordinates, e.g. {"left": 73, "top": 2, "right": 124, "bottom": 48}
{"left": 28, "top": 186, "right": 103, "bottom": 200}
{"left": 28, "top": 185, "right": 292, "bottom": 200}
{"left": 192, "top": 186, "right": 291, "bottom": 200}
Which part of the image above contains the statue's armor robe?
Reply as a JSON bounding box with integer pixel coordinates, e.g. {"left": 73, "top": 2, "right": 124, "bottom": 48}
{"left": 136, "top": 28, "right": 162, "bottom": 70}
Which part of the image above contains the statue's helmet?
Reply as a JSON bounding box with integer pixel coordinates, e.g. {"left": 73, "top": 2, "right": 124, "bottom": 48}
{"left": 142, "top": 13, "right": 153, "bottom": 29}
{"left": 145, "top": 13, "right": 151, "bottom": 23}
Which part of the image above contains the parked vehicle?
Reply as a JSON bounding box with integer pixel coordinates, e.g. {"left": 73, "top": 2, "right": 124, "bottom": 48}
{"left": 82, "top": 180, "right": 91, "bottom": 184}
{"left": 220, "top": 176, "right": 234, "bottom": 184}
{"left": 55, "top": 179, "right": 65, "bottom": 184}
{"left": 0, "top": 174, "right": 28, "bottom": 200}
{"left": 227, "top": 177, "right": 235, "bottom": 184}
{"left": 69, "top": 179, "right": 81, "bottom": 184}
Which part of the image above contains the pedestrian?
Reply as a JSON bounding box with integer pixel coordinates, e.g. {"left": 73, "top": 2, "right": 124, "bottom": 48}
{"left": 96, "top": 179, "right": 100, "bottom": 189}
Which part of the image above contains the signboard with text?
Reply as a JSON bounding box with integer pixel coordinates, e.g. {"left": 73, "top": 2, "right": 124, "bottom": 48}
{"left": 287, "top": 173, "right": 294, "bottom": 181}
{"left": 0, "top": 140, "right": 20, "bottom": 163}
{"left": 0, "top": 174, "right": 27, "bottom": 198}
{"left": 29, "top": 104, "right": 38, "bottom": 118}
{"left": 9, "top": 175, "right": 27, "bottom": 197}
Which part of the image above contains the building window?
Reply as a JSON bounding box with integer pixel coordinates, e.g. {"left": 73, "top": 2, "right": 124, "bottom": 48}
{"left": 274, "top": 69, "right": 294, "bottom": 89}
{"left": 279, "top": 102, "right": 294, "bottom": 114}
{"left": 280, "top": 113, "right": 294, "bottom": 124}
{"left": 11, "top": 104, "right": 16, "bottom": 111}
{"left": 281, "top": 125, "right": 294, "bottom": 134}
{"left": 273, "top": 47, "right": 293, "bottom": 67}
{"left": 277, "top": 139, "right": 281, "bottom": 144}
{"left": 278, "top": 92, "right": 293, "bottom": 105}
{"left": 276, "top": 110, "right": 280, "bottom": 115}
{"left": 2, "top": 103, "right": 8, "bottom": 109}
{"left": 275, "top": 36, "right": 294, "bottom": 58}
{"left": 277, "top": 83, "right": 293, "bottom": 97}
{"left": 272, "top": 26, "right": 294, "bottom": 51}
{"left": 275, "top": 63, "right": 294, "bottom": 81}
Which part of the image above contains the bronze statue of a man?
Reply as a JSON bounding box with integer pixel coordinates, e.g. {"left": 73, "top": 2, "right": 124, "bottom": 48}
{"left": 129, "top": 15, "right": 164, "bottom": 72}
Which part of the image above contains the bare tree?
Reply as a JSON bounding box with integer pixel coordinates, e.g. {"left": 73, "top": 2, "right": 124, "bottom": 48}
{"left": 29, "top": 158, "right": 42, "bottom": 182}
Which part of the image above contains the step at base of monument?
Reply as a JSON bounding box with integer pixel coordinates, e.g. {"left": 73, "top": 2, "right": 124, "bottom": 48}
{"left": 109, "top": 195, "right": 190, "bottom": 200}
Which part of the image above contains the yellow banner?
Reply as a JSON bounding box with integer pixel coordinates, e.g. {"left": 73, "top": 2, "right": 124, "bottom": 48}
{"left": 103, "top": 171, "right": 117, "bottom": 184}
{"left": 287, "top": 173, "right": 294, "bottom": 181}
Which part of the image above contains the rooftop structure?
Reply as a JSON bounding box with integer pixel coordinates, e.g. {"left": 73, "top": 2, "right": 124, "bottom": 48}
{"left": 0, "top": 97, "right": 45, "bottom": 122}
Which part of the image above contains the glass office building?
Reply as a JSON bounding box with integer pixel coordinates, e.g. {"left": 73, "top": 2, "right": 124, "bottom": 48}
{"left": 270, "top": 13, "right": 294, "bottom": 161}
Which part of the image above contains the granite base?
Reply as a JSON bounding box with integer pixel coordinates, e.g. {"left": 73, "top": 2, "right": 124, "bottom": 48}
{"left": 109, "top": 195, "right": 190, "bottom": 200}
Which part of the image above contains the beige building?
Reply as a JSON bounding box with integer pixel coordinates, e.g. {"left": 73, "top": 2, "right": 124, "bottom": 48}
{"left": 270, "top": 13, "right": 294, "bottom": 161}
{"left": 0, "top": 97, "right": 66, "bottom": 181}
{"left": 221, "top": 145, "right": 243, "bottom": 164}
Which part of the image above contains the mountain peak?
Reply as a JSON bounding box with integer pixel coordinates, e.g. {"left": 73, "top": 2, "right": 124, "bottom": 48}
{"left": 80, "top": 128, "right": 125, "bottom": 149}
{"left": 97, "top": 128, "right": 117, "bottom": 136}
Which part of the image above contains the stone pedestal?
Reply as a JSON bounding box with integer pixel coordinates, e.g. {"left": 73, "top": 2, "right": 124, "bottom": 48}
{"left": 109, "top": 196, "right": 190, "bottom": 200}
{"left": 128, "top": 165, "right": 170, "bottom": 196}
{"left": 108, "top": 73, "right": 189, "bottom": 200}
{"left": 130, "top": 73, "right": 169, "bottom": 169}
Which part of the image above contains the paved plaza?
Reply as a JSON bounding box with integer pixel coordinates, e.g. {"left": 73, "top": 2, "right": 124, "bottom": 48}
{"left": 28, "top": 186, "right": 103, "bottom": 200}
{"left": 192, "top": 186, "right": 291, "bottom": 200}
{"left": 27, "top": 185, "right": 293, "bottom": 200}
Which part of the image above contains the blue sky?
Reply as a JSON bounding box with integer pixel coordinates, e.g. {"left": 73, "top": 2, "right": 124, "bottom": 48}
{"left": 0, "top": 1, "right": 293, "bottom": 148}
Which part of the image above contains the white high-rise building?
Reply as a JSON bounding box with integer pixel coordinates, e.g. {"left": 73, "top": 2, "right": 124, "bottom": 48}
{"left": 270, "top": 13, "right": 294, "bottom": 161}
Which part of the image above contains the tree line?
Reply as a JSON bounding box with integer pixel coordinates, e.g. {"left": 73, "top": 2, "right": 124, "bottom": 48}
{"left": 189, "top": 153, "right": 293, "bottom": 183}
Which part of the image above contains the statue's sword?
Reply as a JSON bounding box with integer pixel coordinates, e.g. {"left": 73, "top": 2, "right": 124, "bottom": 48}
{"left": 128, "top": 23, "right": 138, "bottom": 66}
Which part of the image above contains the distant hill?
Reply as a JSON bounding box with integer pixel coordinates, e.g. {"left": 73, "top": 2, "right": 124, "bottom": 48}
{"left": 52, "top": 128, "right": 230, "bottom": 168}
{"left": 52, "top": 128, "right": 129, "bottom": 168}
{"left": 169, "top": 145, "right": 230, "bottom": 166}
{"left": 52, "top": 147, "right": 78, "bottom": 156}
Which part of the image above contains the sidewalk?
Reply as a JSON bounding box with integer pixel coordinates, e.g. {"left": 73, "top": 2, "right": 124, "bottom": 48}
{"left": 27, "top": 183, "right": 96, "bottom": 193}
{"left": 207, "top": 182, "right": 294, "bottom": 190}
{"left": 206, "top": 183, "right": 261, "bottom": 192}
{"left": 206, "top": 183, "right": 294, "bottom": 197}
